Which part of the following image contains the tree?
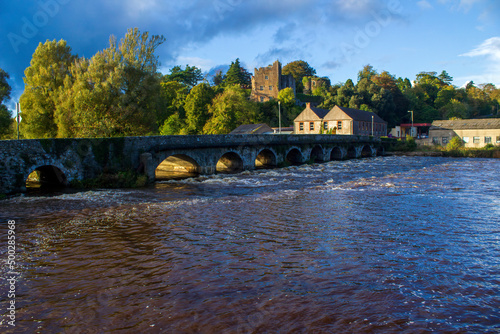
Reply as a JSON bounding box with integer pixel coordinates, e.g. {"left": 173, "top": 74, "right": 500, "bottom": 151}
{"left": 65, "top": 28, "right": 165, "bottom": 137}
{"left": 160, "top": 113, "right": 186, "bottom": 135}
{"left": 164, "top": 65, "right": 203, "bottom": 88}
{"left": 358, "top": 64, "right": 377, "bottom": 82}
{"left": 213, "top": 70, "right": 224, "bottom": 86}
{"left": 19, "top": 39, "right": 76, "bottom": 138}
{"left": 440, "top": 99, "right": 469, "bottom": 119}
{"left": 0, "top": 69, "right": 13, "bottom": 137}
{"left": 222, "top": 58, "right": 251, "bottom": 87}
{"left": 184, "top": 83, "right": 216, "bottom": 134}
{"left": 203, "top": 85, "right": 260, "bottom": 134}
{"left": 438, "top": 70, "right": 453, "bottom": 85}
{"left": 158, "top": 81, "right": 189, "bottom": 126}
{"left": 282, "top": 60, "right": 316, "bottom": 93}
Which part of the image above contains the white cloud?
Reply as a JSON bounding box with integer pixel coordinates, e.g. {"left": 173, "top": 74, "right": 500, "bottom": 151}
{"left": 460, "top": 37, "right": 500, "bottom": 85}
{"left": 461, "top": 37, "right": 500, "bottom": 59}
{"left": 417, "top": 0, "right": 433, "bottom": 10}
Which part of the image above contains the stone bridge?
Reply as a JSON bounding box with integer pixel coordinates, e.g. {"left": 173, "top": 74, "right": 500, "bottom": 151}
{"left": 0, "top": 134, "right": 385, "bottom": 194}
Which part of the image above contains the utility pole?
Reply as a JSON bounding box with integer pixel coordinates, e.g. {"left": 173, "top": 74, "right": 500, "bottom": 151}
{"left": 408, "top": 110, "right": 414, "bottom": 137}
{"left": 16, "top": 103, "right": 20, "bottom": 140}
{"left": 278, "top": 101, "right": 281, "bottom": 134}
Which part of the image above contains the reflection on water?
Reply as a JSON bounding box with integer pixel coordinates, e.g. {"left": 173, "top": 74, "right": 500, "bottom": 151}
{"left": 0, "top": 156, "right": 499, "bottom": 333}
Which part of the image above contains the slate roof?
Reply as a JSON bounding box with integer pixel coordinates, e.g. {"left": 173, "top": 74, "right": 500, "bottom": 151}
{"left": 431, "top": 118, "right": 500, "bottom": 130}
{"left": 334, "top": 106, "right": 387, "bottom": 123}
{"left": 310, "top": 107, "right": 330, "bottom": 119}
{"left": 230, "top": 123, "right": 274, "bottom": 134}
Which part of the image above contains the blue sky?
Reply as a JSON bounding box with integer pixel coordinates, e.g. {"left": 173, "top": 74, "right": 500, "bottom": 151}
{"left": 1, "top": 0, "right": 499, "bottom": 114}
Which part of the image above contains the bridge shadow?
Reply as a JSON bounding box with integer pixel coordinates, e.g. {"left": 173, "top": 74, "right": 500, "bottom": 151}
{"left": 26, "top": 165, "right": 68, "bottom": 193}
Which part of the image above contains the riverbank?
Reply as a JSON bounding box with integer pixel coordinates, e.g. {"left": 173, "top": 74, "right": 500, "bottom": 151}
{"left": 388, "top": 147, "right": 500, "bottom": 158}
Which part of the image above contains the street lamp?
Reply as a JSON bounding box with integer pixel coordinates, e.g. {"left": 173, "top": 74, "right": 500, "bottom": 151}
{"left": 371, "top": 115, "right": 374, "bottom": 136}
{"left": 408, "top": 110, "right": 414, "bottom": 137}
{"left": 278, "top": 101, "right": 281, "bottom": 134}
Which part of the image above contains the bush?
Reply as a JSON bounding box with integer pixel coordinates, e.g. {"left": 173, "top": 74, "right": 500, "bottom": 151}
{"left": 446, "top": 136, "right": 464, "bottom": 151}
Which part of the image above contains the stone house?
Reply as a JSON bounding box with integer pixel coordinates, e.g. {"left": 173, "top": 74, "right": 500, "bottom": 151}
{"left": 429, "top": 119, "right": 500, "bottom": 147}
{"left": 294, "top": 104, "right": 388, "bottom": 137}
{"left": 250, "top": 60, "right": 296, "bottom": 102}
{"left": 293, "top": 103, "right": 330, "bottom": 134}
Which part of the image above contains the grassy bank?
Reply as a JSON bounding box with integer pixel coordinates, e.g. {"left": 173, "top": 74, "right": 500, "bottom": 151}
{"left": 385, "top": 136, "right": 500, "bottom": 158}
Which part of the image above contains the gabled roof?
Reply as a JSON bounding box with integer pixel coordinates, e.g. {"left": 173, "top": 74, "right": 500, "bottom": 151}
{"left": 325, "top": 105, "right": 387, "bottom": 123}
{"left": 431, "top": 118, "right": 500, "bottom": 130}
{"left": 310, "top": 107, "right": 330, "bottom": 119}
{"left": 230, "top": 123, "right": 274, "bottom": 134}
{"left": 294, "top": 103, "right": 329, "bottom": 122}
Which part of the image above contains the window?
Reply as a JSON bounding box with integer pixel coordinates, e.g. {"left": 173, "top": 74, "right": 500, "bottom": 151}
{"left": 265, "top": 75, "right": 269, "bottom": 80}
{"left": 324, "top": 122, "right": 328, "bottom": 130}
{"left": 259, "top": 86, "right": 264, "bottom": 91}
{"left": 485, "top": 137, "right": 492, "bottom": 144}
{"left": 463, "top": 137, "right": 469, "bottom": 143}
{"left": 442, "top": 137, "right": 449, "bottom": 144}
{"left": 338, "top": 121, "right": 342, "bottom": 130}
{"left": 269, "top": 86, "right": 273, "bottom": 91}
{"left": 299, "top": 122, "right": 304, "bottom": 131}
{"left": 497, "top": 136, "right": 500, "bottom": 144}
{"left": 310, "top": 122, "right": 315, "bottom": 131}
{"left": 433, "top": 137, "right": 439, "bottom": 144}
{"left": 260, "top": 97, "right": 264, "bottom": 102}
{"left": 473, "top": 137, "right": 480, "bottom": 144}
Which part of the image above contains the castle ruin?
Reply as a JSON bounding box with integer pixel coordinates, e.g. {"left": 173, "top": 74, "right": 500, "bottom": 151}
{"left": 250, "top": 60, "right": 296, "bottom": 102}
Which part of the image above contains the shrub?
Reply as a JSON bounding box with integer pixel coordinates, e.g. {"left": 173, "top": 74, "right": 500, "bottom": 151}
{"left": 447, "top": 136, "right": 464, "bottom": 151}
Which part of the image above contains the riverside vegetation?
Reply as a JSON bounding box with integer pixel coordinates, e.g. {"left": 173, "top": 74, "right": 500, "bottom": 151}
{"left": 0, "top": 28, "right": 499, "bottom": 140}
{"left": 386, "top": 135, "right": 500, "bottom": 158}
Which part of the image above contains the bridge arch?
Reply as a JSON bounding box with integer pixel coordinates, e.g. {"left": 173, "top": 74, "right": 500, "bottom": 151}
{"left": 155, "top": 154, "right": 200, "bottom": 180}
{"left": 286, "top": 147, "right": 303, "bottom": 165}
{"left": 347, "top": 146, "right": 357, "bottom": 159}
{"left": 255, "top": 149, "right": 277, "bottom": 169}
{"left": 216, "top": 151, "right": 244, "bottom": 173}
{"left": 25, "top": 165, "right": 68, "bottom": 189}
{"left": 361, "top": 145, "right": 373, "bottom": 158}
{"left": 330, "top": 147, "right": 343, "bottom": 161}
{"left": 310, "top": 145, "right": 324, "bottom": 163}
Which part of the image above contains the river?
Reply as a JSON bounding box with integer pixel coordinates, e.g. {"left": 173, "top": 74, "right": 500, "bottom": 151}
{"left": 1, "top": 156, "right": 499, "bottom": 333}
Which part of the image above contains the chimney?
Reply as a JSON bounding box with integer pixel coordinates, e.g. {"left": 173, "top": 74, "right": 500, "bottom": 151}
{"left": 306, "top": 102, "right": 311, "bottom": 108}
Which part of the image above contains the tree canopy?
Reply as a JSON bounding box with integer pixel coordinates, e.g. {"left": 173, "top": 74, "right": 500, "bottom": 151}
{"left": 0, "top": 68, "right": 13, "bottom": 137}
{"left": 13, "top": 45, "right": 500, "bottom": 139}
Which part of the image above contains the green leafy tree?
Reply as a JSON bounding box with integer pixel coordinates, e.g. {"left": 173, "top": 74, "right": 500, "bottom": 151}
{"left": 282, "top": 60, "right": 316, "bottom": 93}
{"left": 160, "top": 113, "right": 186, "bottom": 135}
{"left": 0, "top": 69, "right": 13, "bottom": 137}
{"left": 66, "top": 29, "right": 165, "bottom": 137}
{"left": 213, "top": 70, "right": 224, "bottom": 86}
{"left": 440, "top": 99, "right": 469, "bottom": 119}
{"left": 164, "top": 65, "right": 203, "bottom": 88}
{"left": 184, "top": 83, "right": 216, "bottom": 134}
{"left": 158, "top": 81, "right": 189, "bottom": 126}
{"left": 222, "top": 58, "right": 251, "bottom": 87}
{"left": 203, "top": 85, "right": 260, "bottom": 134}
{"left": 19, "top": 39, "right": 76, "bottom": 138}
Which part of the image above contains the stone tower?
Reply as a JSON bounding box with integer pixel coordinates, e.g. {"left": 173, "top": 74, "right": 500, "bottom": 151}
{"left": 250, "top": 60, "right": 296, "bottom": 102}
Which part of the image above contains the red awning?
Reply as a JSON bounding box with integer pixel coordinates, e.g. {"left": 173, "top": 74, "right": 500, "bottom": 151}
{"left": 400, "top": 123, "right": 432, "bottom": 127}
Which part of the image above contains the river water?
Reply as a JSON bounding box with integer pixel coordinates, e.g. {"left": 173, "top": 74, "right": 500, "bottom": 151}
{"left": 1, "top": 156, "right": 499, "bottom": 333}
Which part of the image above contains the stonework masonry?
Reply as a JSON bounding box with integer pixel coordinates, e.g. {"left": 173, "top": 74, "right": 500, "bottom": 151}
{"left": 250, "top": 60, "right": 296, "bottom": 102}
{"left": 0, "top": 134, "right": 384, "bottom": 195}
